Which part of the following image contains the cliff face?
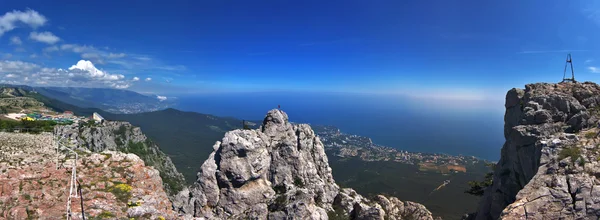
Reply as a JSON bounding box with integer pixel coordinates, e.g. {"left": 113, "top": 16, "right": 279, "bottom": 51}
{"left": 476, "top": 82, "right": 600, "bottom": 219}
{"left": 54, "top": 121, "right": 185, "bottom": 197}
{"left": 173, "top": 109, "right": 436, "bottom": 219}
{"left": 0, "top": 132, "right": 179, "bottom": 219}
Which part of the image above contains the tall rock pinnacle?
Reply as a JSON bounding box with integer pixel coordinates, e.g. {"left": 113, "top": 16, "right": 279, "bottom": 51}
{"left": 475, "top": 82, "right": 600, "bottom": 219}
{"left": 173, "top": 109, "right": 435, "bottom": 219}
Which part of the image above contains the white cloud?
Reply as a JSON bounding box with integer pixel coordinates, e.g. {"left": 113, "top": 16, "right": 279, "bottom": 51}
{"left": 43, "top": 46, "right": 58, "bottom": 52}
{"left": 9, "top": 36, "right": 21, "bottom": 45}
{"left": 0, "top": 9, "right": 47, "bottom": 36}
{"left": 60, "top": 44, "right": 95, "bottom": 53}
{"left": 0, "top": 60, "right": 39, "bottom": 72}
{"left": 145, "top": 77, "right": 152, "bottom": 81}
{"left": 107, "top": 53, "right": 126, "bottom": 59}
{"left": 156, "top": 95, "right": 167, "bottom": 101}
{"left": 3, "top": 53, "right": 12, "bottom": 59}
{"left": 135, "top": 56, "right": 151, "bottom": 61}
{"left": 588, "top": 66, "right": 600, "bottom": 73}
{"left": 585, "top": 59, "right": 594, "bottom": 64}
{"left": 29, "top": 31, "right": 60, "bottom": 44}
{"left": 29, "top": 53, "right": 37, "bottom": 58}
{"left": 158, "top": 65, "right": 186, "bottom": 71}
{"left": 81, "top": 53, "right": 101, "bottom": 59}
{"left": 14, "top": 47, "right": 25, "bottom": 52}
{"left": 132, "top": 76, "right": 139, "bottom": 81}
{"left": 68, "top": 60, "right": 124, "bottom": 81}
{"left": 56, "top": 44, "right": 126, "bottom": 64}
{"left": 112, "top": 82, "right": 131, "bottom": 89}
{"left": 0, "top": 59, "right": 135, "bottom": 89}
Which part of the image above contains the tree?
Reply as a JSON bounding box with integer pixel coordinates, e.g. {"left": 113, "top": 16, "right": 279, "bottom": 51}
{"left": 465, "top": 163, "right": 495, "bottom": 196}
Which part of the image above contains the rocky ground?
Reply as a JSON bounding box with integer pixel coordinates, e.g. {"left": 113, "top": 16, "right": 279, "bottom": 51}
{"left": 500, "top": 128, "right": 600, "bottom": 219}
{"left": 475, "top": 82, "right": 600, "bottom": 220}
{"left": 0, "top": 132, "right": 179, "bottom": 219}
{"left": 54, "top": 121, "right": 186, "bottom": 197}
{"left": 173, "top": 109, "right": 436, "bottom": 220}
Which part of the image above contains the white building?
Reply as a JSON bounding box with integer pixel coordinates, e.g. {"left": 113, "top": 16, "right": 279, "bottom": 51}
{"left": 92, "top": 112, "right": 105, "bottom": 123}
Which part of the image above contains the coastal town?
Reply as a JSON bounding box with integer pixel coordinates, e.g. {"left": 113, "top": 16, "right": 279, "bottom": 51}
{"left": 2, "top": 110, "right": 105, "bottom": 125}
{"left": 313, "top": 125, "right": 489, "bottom": 173}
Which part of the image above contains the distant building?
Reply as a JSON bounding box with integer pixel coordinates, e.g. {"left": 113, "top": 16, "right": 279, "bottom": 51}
{"left": 63, "top": 111, "right": 73, "bottom": 117}
{"left": 92, "top": 112, "right": 105, "bottom": 123}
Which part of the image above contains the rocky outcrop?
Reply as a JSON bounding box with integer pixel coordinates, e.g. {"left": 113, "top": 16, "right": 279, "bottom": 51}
{"left": 475, "top": 82, "right": 600, "bottom": 219}
{"left": 0, "top": 97, "right": 44, "bottom": 108}
{"left": 54, "top": 120, "right": 185, "bottom": 197}
{"left": 173, "top": 109, "right": 435, "bottom": 219}
{"left": 0, "top": 132, "right": 179, "bottom": 219}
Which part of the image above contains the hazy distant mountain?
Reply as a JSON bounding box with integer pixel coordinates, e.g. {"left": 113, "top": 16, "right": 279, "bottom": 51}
{"left": 105, "top": 108, "right": 250, "bottom": 183}
{"left": 35, "top": 86, "right": 176, "bottom": 114}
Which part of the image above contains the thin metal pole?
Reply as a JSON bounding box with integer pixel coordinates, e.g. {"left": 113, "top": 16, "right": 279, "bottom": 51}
{"left": 78, "top": 179, "right": 86, "bottom": 220}
{"left": 570, "top": 54, "right": 575, "bottom": 81}
{"left": 563, "top": 55, "right": 568, "bottom": 81}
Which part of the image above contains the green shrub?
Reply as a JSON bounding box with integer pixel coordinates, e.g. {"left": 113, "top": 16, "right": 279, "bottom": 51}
{"left": 559, "top": 147, "right": 583, "bottom": 163}
{"left": 465, "top": 163, "right": 495, "bottom": 196}
{"left": 585, "top": 132, "right": 597, "bottom": 139}
{"left": 97, "top": 211, "right": 115, "bottom": 218}
{"left": 126, "top": 141, "right": 147, "bottom": 156}
{"left": 293, "top": 177, "right": 305, "bottom": 188}
{"left": 160, "top": 172, "right": 184, "bottom": 194}
{"left": 109, "top": 183, "right": 132, "bottom": 203}
{"left": 273, "top": 184, "right": 286, "bottom": 194}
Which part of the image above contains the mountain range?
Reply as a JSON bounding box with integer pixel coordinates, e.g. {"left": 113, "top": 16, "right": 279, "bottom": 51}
{"left": 5, "top": 82, "right": 600, "bottom": 219}
{"left": 0, "top": 84, "right": 175, "bottom": 114}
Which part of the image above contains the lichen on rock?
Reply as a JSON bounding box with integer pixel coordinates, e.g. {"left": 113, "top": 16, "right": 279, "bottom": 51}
{"left": 0, "top": 132, "right": 179, "bottom": 219}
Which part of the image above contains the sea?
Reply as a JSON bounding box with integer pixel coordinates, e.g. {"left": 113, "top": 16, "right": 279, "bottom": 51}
{"left": 173, "top": 92, "right": 505, "bottom": 161}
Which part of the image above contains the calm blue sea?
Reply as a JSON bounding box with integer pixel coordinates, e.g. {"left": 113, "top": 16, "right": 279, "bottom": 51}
{"left": 173, "top": 92, "right": 505, "bottom": 161}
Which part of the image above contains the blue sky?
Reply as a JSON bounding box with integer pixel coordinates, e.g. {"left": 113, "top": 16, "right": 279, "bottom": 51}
{"left": 1, "top": 0, "right": 600, "bottom": 105}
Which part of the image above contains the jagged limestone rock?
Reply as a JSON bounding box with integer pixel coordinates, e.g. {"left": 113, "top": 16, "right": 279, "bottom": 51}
{"left": 475, "top": 82, "right": 600, "bottom": 220}
{"left": 54, "top": 120, "right": 185, "bottom": 197}
{"left": 174, "top": 109, "right": 435, "bottom": 219}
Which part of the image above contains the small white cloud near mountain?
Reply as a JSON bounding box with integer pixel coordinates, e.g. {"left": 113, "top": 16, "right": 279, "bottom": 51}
{"left": 156, "top": 95, "right": 167, "bottom": 101}
{"left": 0, "top": 59, "right": 134, "bottom": 89}
{"left": 68, "top": 60, "right": 124, "bottom": 81}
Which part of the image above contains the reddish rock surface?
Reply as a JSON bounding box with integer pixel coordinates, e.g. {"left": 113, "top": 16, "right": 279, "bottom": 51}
{"left": 0, "top": 132, "right": 180, "bottom": 219}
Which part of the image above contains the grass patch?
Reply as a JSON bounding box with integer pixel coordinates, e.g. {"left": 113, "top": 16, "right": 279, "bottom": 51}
{"left": 101, "top": 153, "right": 112, "bottom": 161}
{"left": 97, "top": 210, "right": 115, "bottom": 218}
{"left": 109, "top": 183, "right": 132, "bottom": 204}
{"left": 160, "top": 172, "right": 183, "bottom": 194}
{"left": 585, "top": 131, "right": 597, "bottom": 139}
{"left": 559, "top": 146, "right": 584, "bottom": 164}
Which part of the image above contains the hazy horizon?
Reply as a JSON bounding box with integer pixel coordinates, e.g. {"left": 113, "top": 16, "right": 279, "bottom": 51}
{"left": 175, "top": 92, "right": 505, "bottom": 161}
